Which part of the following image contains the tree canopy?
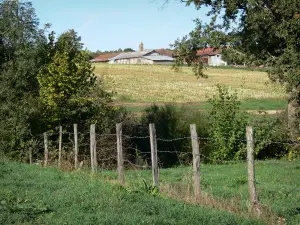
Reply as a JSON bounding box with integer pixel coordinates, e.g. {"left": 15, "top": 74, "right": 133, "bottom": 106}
{"left": 172, "top": 0, "right": 300, "bottom": 142}
{"left": 0, "top": 0, "right": 47, "bottom": 156}
{"left": 0, "top": 0, "right": 116, "bottom": 159}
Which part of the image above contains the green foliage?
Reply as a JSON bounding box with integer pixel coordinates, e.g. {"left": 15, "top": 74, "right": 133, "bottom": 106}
{"left": 129, "top": 105, "right": 211, "bottom": 166}
{"left": 123, "top": 47, "right": 135, "bottom": 52}
{"left": 208, "top": 85, "right": 247, "bottom": 160}
{"left": 174, "top": 0, "right": 300, "bottom": 140}
{"left": 38, "top": 30, "right": 100, "bottom": 126}
{"left": 0, "top": 0, "right": 47, "bottom": 156}
{"left": 0, "top": 0, "right": 125, "bottom": 161}
{"left": 134, "top": 105, "right": 184, "bottom": 167}
{"left": 249, "top": 114, "right": 289, "bottom": 159}
{"left": 221, "top": 48, "right": 247, "bottom": 65}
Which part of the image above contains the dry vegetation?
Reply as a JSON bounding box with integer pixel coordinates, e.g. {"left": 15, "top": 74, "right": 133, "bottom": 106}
{"left": 94, "top": 64, "right": 286, "bottom": 103}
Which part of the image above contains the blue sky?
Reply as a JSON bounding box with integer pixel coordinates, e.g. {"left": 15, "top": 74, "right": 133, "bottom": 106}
{"left": 30, "top": 0, "right": 210, "bottom": 52}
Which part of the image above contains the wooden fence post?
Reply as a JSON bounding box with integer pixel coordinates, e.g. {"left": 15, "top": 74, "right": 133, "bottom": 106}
{"left": 246, "top": 126, "right": 261, "bottom": 216}
{"left": 90, "top": 124, "right": 96, "bottom": 173}
{"left": 43, "top": 132, "right": 48, "bottom": 167}
{"left": 190, "top": 124, "right": 201, "bottom": 198}
{"left": 29, "top": 147, "right": 32, "bottom": 165}
{"left": 74, "top": 124, "right": 78, "bottom": 170}
{"left": 149, "top": 123, "right": 159, "bottom": 188}
{"left": 93, "top": 127, "right": 98, "bottom": 171}
{"left": 58, "top": 126, "right": 62, "bottom": 168}
{"left": 116, "top": 123, "right": 124, "bottom": 184}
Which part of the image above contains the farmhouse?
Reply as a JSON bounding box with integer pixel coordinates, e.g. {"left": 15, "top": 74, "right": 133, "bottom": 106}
{"left": 109, "top": 43, "right": 174, "bottom": 65}
{"left": 197, "top": 47, "right": 227, "bottom": 66}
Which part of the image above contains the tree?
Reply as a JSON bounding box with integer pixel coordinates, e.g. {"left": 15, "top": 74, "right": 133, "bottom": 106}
{"left": 38, "top": 30, "right": 111, "bottom": 127}
{"left": 123, "top": 48, "right": 135, "bottom": 52}
{"left": 0, "top": 0, "right": 123, "bottom": 161}
{"left": 87, "top": 50, "right": 102, "bottom": 59}
{"left": 0, "top": 0, "right": 48, "bottom": 156}
{"left": 172, "top": 0, "right": 300, "bottom": 142}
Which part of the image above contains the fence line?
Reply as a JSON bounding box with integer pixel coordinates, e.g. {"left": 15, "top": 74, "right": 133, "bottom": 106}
{"left": 37, "top": 122, "right": 300, "bottom": 216}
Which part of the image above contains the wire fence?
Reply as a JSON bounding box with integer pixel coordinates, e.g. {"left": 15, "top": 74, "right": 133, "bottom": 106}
{"left": 33, "top": 126, "right": 300, "bottom": 169}
{"left": 25, "top": 122, "right": 300, "bottom": 222}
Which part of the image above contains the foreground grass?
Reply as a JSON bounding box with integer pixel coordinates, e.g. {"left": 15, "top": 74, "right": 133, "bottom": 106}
{"left": 95, "top": 64, "right": 286, "bottom": 103}
{"left": 101, "top": 161, "right": 300, "bottom": 225}
{"left": 0, "top": 161, "right": 263, "bottom": 225}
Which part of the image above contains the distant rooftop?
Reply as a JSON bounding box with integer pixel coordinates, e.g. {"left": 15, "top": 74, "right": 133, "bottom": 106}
{"left": 90, "top": 52, "right": 121, "bottom": 62}
{"left": 110, "top": 50, "right": 155, "bottom": 60}
{"left": 196, "top": 47, "right": 222, "bottom": 56}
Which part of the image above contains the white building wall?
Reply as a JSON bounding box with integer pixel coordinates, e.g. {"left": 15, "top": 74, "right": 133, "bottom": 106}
{"left": 209, "top": 54, "right": 227, "bottom": 66}
{"left": 111, "top": 57, "right": 154, "bottom": 65}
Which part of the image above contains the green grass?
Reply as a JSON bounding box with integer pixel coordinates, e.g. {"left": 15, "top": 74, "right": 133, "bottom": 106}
{"left": 125, "top": 99, "right": 287, "bottom": 112}
{"left": 240, "top": 99, "right": 287, "bottom": 110}
{"left": 0, "top": 161, "right": 264, "bottom": 225}
{"left": 1, "top": 160, "right": 299, "bottom": 224}
{"left": 101, "top": 161, "right": 300, "bottom": 225}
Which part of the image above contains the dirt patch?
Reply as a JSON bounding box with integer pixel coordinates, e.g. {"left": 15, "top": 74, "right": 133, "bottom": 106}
{"left": 246, "top": 110, "right": 284, "bottom": 115}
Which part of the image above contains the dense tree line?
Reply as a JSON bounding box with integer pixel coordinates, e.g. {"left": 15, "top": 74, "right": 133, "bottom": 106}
{"left": 0, "top": 0, "right": 122, "bottom": 159}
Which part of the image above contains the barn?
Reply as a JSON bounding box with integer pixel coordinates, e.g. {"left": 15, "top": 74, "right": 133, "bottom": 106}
{"left": 90, "top": 52, "right": 121, "bottom": 63}
{"left": 108, "top": 50, "right": 174, "bottom": 65}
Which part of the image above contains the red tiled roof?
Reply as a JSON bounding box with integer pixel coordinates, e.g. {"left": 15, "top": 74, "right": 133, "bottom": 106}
{"left": 92, "top": 52, "right": 121, "bottom": 62}
{"left": 156, "top": 49, "right": 174, "bottom": 58}
{"left": 196, "top": 47, "right": 222, "bottom": 56}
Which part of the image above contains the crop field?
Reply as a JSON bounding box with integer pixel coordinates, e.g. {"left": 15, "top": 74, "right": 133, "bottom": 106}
{"left": 94, "top": 64, "right": 287, "bottom": 110}
{"left": 1, "top": 160, "right": 299, "bottom": 224}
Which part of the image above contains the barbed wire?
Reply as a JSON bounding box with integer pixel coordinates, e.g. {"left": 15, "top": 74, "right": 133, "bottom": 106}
{"left": 40, "top": 130, "right": 300, "bottom": 146}
{"left": 157, "top": 137, "right": 191, "bottom": 142}
{"left": 124, "top": 159, "right": 151, "bottom": 169}
{"left": 123, "top": 135, "right": 150, "bottom": 139}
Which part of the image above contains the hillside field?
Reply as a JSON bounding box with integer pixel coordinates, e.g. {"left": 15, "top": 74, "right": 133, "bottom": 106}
{"left": 94, "top": 64, "right": 287, "bottom": 111}
{"left": 1, "top": 160, "right": 299, "bottom": 224}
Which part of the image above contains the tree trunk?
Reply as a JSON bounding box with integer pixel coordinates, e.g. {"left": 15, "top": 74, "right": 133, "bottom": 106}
{"left": 288, "top": 87, "right": 300, "bottom": 141}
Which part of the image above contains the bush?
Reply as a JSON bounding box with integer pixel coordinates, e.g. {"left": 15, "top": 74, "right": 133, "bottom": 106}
{"left": 129, "top": 105, "right": 210, "bottom": 167}
{"left": 134, "top": 105, "right": 183, "bottom": 167}
{"left": 249, "top": 112, "right": 289, "bottom": 159}
{"left": 208, "top": 85, "right": 248, "bottom": 161}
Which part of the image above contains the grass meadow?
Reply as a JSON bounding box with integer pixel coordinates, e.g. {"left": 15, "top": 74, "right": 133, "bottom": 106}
{"left": 94, "top": 64, "right": 287, "bottom": 110}
{"left": 1, "top": 161, "right": 264, "bottom": 225}
{"left": 1, "top": 160, "right": 299, "bottom": 224}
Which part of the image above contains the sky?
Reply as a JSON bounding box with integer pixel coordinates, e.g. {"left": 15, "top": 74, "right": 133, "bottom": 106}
{"left": 30, "top": 0, "right": 211, "bottom": 52}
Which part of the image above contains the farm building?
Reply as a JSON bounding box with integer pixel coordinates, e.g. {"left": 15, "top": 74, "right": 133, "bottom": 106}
{"left": 91, "top": 43, "right": 174, "bottom": 65}
{"left": 109, "top": 43, "right": 174, "bottom": 65}
{"left": 197, "top": 47, "right": 227, "bottom": 66}
{"left": 109, "top": 50, "right": 174, "bottom": 65}
{"left": 90, "top": 52, "right": 121, "bottom": 63}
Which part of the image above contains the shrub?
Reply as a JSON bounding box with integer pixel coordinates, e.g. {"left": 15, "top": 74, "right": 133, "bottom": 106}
{"left": 208, "top": 85, "right": 248, "bottom": 161}
{"left": 130, "top": 105, "right": 211, "bottom": 167}
{"left": 249, "top": 112, "right": 289, "bottom": 159}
